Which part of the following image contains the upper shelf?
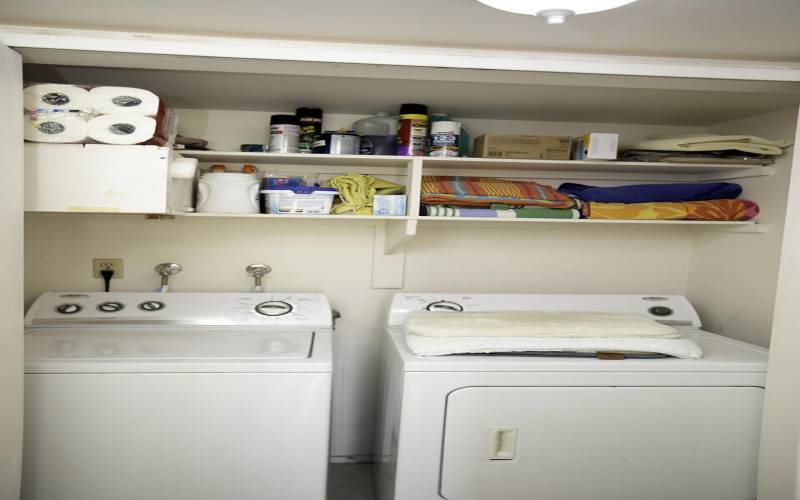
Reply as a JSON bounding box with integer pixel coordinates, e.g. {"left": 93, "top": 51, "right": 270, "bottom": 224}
{"left": 179, "top": 150, "right": 773, "bottom": 180}
{"left": 180, "top": 150, "right": 411, "bottom": 167}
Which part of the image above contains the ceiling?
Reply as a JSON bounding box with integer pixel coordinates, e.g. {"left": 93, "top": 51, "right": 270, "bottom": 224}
{"left": 1, "top": 0, "right": 799, "bottom": 62}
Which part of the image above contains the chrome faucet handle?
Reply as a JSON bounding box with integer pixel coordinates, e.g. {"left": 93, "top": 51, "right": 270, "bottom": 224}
{"left": 246, "top": 264, "right": 271, "bottom": 292}
{"left": 155, "top": 263, "right": 182, "bottom": 293}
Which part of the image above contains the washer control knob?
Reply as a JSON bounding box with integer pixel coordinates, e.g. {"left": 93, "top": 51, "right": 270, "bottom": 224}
{"left": 255, "top": 301, "right": 293, "bottom": 317}
{"left": 138, "top": 301, "right": 166, "bottom": 312}
{"left": 648, "top": 306, "right": 674, "bottom": 317}
{"left": 56, "top": 303, "right": 82, "bottom": 315}
{"left": 425, "top": 300, "right": 464, "bottom": 312}
{"left": 97, "top": 301, "right": 125, "bottom": 313}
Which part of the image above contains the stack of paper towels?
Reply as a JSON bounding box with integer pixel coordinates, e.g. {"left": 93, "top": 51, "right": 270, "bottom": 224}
{"left": 23, "top": 84, "right": 178, "bottom": 145}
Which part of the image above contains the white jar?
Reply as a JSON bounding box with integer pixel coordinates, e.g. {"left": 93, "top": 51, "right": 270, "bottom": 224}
{"left": 196, "top": 172, "right": 260, "bottom": 214}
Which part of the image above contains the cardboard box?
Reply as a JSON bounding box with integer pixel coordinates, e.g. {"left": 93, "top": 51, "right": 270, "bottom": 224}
{"left": 571, "top": 133, "right": 619, "bottom": 160}
{"left": 473, "top": 134, "right": 571, "bottom": 160}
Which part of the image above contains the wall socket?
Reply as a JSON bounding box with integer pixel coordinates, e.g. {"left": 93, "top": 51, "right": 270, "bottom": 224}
{"left": 93, "top": 258, "right": 124, "bottom": 279}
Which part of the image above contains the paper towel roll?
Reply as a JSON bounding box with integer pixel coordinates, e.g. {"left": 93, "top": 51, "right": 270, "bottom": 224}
{"left": 87, "top": 114, "right": 157, "bottom": 145}
{"left": 89, "top": 86, "right": 160, "bottom": 116}
{"left": 24, "top": 84, "right": 90, "bottom": 111}
{"left": 24, "top": 111, "right": 89, "bottom": 143}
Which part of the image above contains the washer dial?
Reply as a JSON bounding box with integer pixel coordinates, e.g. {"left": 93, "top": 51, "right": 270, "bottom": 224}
{"left": 138, "top": 301, "right": 166, "bottom": 312}
{"left": 97, "top": 301, "right": 125, "bottom": 313}
{"left": 425, "top": 300, "right": 464, "bottom": 312}
{"left": 255, "top": 301, "right": 293, "bottom": 317}
{"left": 56, "top": 303, "right": 82, "bottom": 315}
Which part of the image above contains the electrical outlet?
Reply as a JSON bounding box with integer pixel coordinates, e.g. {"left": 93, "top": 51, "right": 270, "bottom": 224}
{"left": 93, "top": 258, "right": 124, "bottom": 279}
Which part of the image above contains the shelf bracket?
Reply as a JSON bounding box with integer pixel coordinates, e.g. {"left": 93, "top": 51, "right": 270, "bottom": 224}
{"left": 371, "top": 219, "right": 417, "bottom": 289}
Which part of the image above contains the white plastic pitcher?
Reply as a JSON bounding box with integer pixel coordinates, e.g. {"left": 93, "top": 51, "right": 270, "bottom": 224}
{"left": 196, "top": 172, "right": 260, "bottom": 214}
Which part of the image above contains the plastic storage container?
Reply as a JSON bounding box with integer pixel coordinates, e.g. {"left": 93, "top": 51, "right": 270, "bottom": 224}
{"left": 262, "top": 186, "right": 339, "bottom": 215}
{"left": 353, "top": 112, "right": 398, "bottom": 155}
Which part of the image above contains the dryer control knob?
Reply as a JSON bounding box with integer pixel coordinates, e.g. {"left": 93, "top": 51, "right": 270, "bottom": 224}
{"left": 56, "top": 303, "right": 82, "bottom": 315}
{"left": 255, "top": 301, "right": 293, "bottom": 317}
{"left": 425, "top": 300, "right": 464, "bottom": 312}
{"left": 648, "top": 306, "right": 674, "bottom": 317}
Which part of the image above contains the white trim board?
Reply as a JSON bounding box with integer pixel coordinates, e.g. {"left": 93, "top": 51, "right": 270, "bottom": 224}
{"left": 2, "top": 24, "right": 800, "bottom": 82}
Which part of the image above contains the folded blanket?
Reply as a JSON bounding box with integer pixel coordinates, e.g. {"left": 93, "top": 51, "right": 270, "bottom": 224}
{"left": 404, "top": 311, "right": 679, "bottom": 338}
{"left": 424, "top": 205, "right": 580, "bottom": 219}
{"left": 619, "top": 150, "right": 773, "bottom": 165}
{"left": 582, "top": 199, "right": 759, "bottom": 221}
{"left": 421, "top": 176, "right": 576, "bottom": 209}
{"left": 623, "top": 134, "right": 793, "bottom": 156}
{"left": 404, "top": 334, "right": 702, "bottom": 359}
{"left": 323, "top": 174, "right": 404, "bottom": 215}
{"left": 558, "top": 182, "right": 742, "bottom": 203}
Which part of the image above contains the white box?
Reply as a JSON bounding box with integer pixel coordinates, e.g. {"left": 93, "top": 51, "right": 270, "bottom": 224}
{"left": 262, "top": 188, "right": 338, "bottom": 215}
{"left": 571, "top": 133, "right": 619, "bottom": 160}
{"left": 24, "top": 143, "right": 180, "bottom": 213}
{"left": 373, "top": 195, "right": 407, "bottom": 216}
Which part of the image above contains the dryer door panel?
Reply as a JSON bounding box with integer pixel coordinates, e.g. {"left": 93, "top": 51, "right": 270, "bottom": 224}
{"left": 440, "top": 386, "right": 762, "bottom": 500}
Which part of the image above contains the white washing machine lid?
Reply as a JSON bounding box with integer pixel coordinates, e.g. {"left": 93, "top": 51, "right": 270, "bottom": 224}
{"left": 25, "top": 327, "right": 332, "bottom": 374}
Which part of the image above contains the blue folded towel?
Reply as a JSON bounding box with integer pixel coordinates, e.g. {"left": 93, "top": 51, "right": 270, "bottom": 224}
{"left": 558, "top": 182, "right": 742, "bottom": 203}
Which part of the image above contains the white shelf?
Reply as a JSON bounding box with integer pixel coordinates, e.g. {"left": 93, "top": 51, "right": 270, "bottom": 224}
{"left": 178, "top": 150, "right": 772, "bottom": 180}
{"left": 179, "top": 151, "right": 411, "bottom": 168}
{"left": 183, "top": 213, "right": 411, "bottom": 221}
{"left": 178, "top": 212, "right": 763, "bottom": 232}
{"left": 417, "top": 216, "right": 764, "bottom": 232}
{"left": 421, "top": 156, "right": 772, "bottom": 176}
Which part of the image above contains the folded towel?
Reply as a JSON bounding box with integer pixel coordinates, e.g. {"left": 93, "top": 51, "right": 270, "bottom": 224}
{"left": 404, "top": 333, "right": 702, "bottom": 359}
{"left": 404, "top": 310, "right": 679, "bottom": 338}
{"left": 623, "top": 134, "right": 793, "bottom": 156}
{"left": 421, "top": 176, "right": 576, "bottom": 209}
{"left": 558, "top": 182, "right": 742, "bottom": 203}
{"left": 424, "top": 205, "right": 580, "bottom": 219}
{"left": 582, "top": 199, "right": 759, "bottom": 221}
{"left": 324, "top": 174, "right": 404, "bottom": 215}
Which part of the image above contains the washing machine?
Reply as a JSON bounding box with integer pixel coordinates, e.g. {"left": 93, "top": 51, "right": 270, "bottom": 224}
{"left": 23, "top": 292, "right": 333, "bottom": 500}
{"left": 375, "top": 294, "right": 768, "bottom": 500}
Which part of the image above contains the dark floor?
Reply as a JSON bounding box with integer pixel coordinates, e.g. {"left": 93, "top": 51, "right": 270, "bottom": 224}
{"left": 329, "top": 464, "right": 376, "bottom": 500}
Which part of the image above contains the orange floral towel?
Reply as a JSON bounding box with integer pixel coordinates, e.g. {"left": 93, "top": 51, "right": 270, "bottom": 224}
{"left": 582, "top": 199, "right": 759, "bottom": 221}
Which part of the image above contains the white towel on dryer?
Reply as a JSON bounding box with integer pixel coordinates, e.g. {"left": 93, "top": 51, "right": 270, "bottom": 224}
{"left": 404, "top": 310, "right": 679, "bottom": 338}
{"left": 404, "top": 334, "right": 703, "bottom": 359}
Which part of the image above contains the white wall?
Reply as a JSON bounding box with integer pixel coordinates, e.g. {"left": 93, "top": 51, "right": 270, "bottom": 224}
{"left": 687, "top": 107, "right": 798, "bottom": 347}
{"left": 40, "top": 109, "right": 800, "bottom": 459}
{"left": 0, "top": 45, "right": 23, "bottom": 500}
{"left": 174, "top": 109, "right": 704, "bottom": 153}
{"left": 756, "top": 106, "right": 800, "bottom": 500}
{"left": 23, "top": 110, "right": 711, "bottom": 459}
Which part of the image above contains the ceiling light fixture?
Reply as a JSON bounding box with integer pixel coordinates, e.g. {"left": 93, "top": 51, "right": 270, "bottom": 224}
{"left": 476, "top": 0, "right": 641, "bottom": 25}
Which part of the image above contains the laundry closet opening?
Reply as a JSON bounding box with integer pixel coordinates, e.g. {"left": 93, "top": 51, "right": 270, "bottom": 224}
{"left": 18, "top": 47, "right": 800, "bottom": 463}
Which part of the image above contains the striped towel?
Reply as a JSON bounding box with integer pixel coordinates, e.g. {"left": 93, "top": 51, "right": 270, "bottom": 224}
{"left": 421, "top": 176, "right": 577, "bottom": 208}
{"left": 425, "top": 205, "right": 580, "bottom": 219}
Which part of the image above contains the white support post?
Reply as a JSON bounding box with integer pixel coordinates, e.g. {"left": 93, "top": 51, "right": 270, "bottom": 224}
{"left": 370, "top": 158, "right": 422, "bottom": 288}
{"left": 371, "top": 220, "right": 415, "bottom": 289}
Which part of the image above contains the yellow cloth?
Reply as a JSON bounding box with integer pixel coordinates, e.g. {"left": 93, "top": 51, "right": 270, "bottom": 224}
{"left": 324, "top": 174, "right": 404, "bottom": 215}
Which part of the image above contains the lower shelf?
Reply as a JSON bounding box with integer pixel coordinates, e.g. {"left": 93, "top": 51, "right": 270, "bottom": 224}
{"left": 179, "top": 212, "right": 763, "bottom": 232}
{"left": 182, "top": 213, "right": 412, "bottom": 221}
{"left": 417, "top": 216, "right": 763, "bottom": 231}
